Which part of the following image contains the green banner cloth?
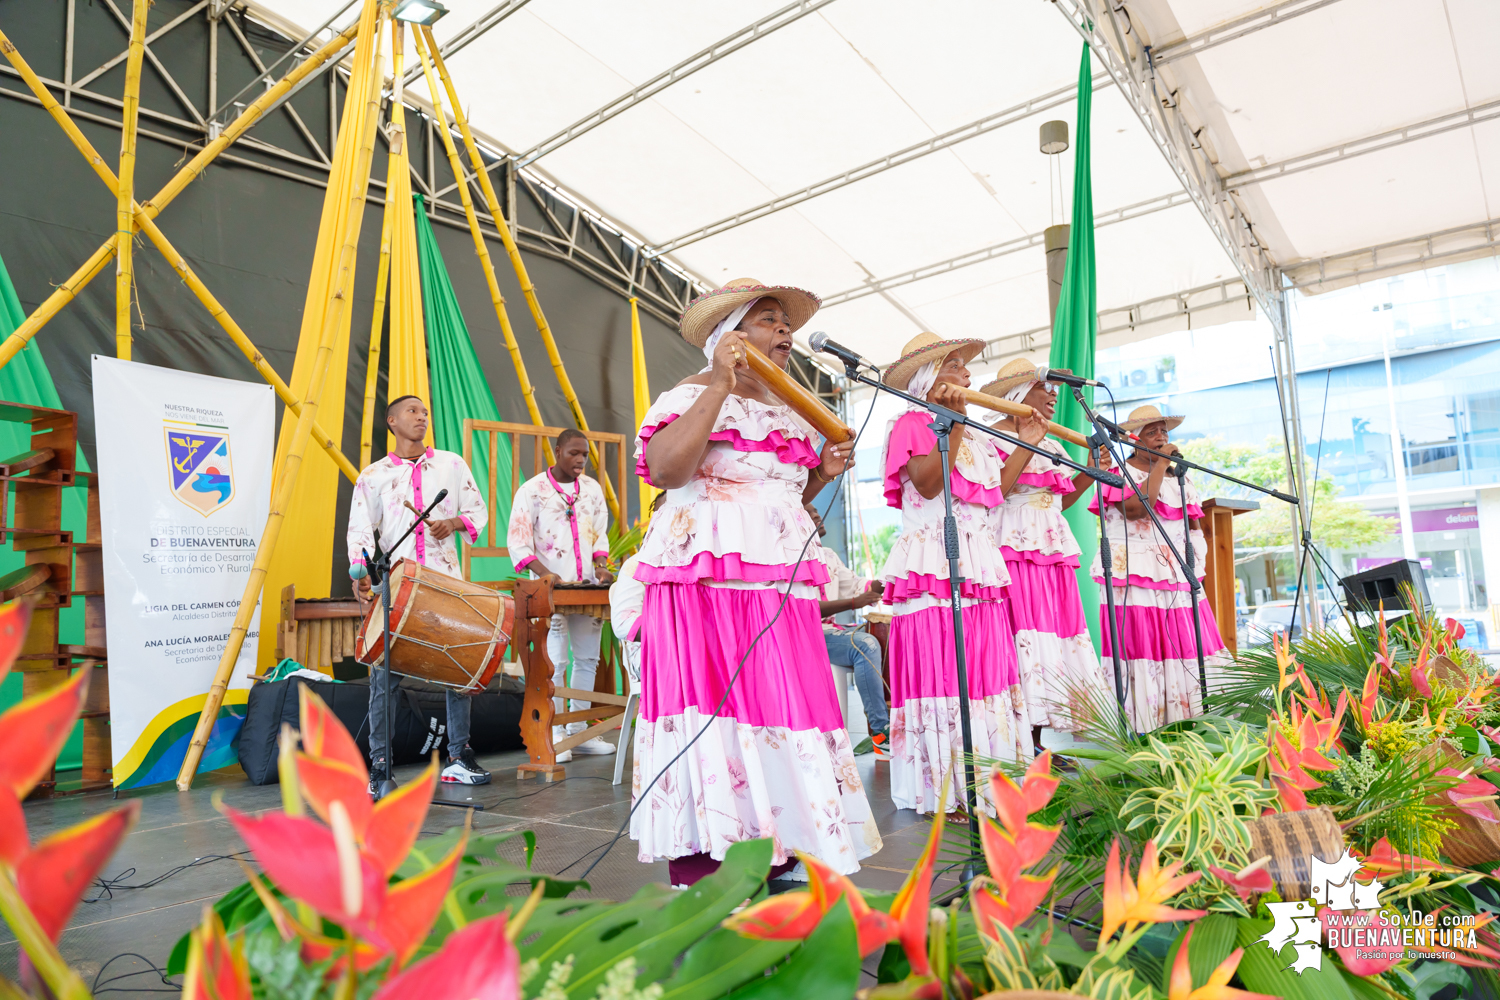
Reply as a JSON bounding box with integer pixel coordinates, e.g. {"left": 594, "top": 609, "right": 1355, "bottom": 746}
{"left": 0, "top": 252, "right": 89, "bottom": 769}
{"left": 413, "top": 194, "right": 515, "bottom": 581}
{"left": 1049, "top": 44, "right": 1102, "bottom": 653}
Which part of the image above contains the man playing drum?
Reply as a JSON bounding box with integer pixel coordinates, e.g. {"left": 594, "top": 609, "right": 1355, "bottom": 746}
{"left": 348, "top": 395, "right": 490, "bottom": 792}
{"left": 507, "top": 428, "right": 616, "bottom": 762}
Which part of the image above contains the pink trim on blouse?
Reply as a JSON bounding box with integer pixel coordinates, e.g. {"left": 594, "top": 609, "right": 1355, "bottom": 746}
{"left": 546, "top": 469, "right": 586, "bottom": 580}
{"left": 636, "top": 414, "right": 819, "bottom": 486}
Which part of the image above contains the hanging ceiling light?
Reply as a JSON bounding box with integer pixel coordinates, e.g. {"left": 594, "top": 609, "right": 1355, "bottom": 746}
{"left": 393, "top": 0, "right": 448, "bottom": 25}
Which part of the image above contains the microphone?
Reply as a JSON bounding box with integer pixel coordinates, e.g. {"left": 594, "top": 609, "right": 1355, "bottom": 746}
{"left": 431, "top": 488, "right": 449, "bottom": 506}
{"left": 807, "top": 331, "right": 874, "bottom": 371}
{"left": 1097, "top": 414, "right": 1138, "bottom": 442}
{"left": 1036, "top": 366, "right": 1106, "bottom": 389}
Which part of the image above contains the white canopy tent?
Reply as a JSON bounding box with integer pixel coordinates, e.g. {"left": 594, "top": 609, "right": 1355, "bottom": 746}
{"left": 250, "top": 0, "right": 1497, "bottom": 382}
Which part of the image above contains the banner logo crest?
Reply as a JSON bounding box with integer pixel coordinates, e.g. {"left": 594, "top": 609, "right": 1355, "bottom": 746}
{"left": 165, "top": 426, "right": 235, "bottom": 516}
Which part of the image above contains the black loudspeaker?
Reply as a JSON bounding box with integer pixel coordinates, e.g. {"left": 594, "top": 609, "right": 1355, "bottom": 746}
{"left": 1339, "top": 559, "right": 1431, "bottom": 613}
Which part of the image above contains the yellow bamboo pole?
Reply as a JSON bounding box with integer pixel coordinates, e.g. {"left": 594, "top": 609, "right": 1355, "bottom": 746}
{"left": 177, "top": 5, "right": 388, "bottom": 790}
{"left": 0, "top": 20, "right": 362, "bottom": 372}
{"left": 114, "top": 0, "right": 148, "bottom": 360}
{"left": 360, "top": 203, "right": 393, "bottom": 471}
{"left": 629, "top": 297, "right": 657, "bottom": 520}
{"left": 410, "top": 30, "right": 545, "bottom": 449}
{"left": 0, "top": 27, "right": 360, "bottom": 484}
{"left": 421, "top": 26, "right": 623, "bottom": 520}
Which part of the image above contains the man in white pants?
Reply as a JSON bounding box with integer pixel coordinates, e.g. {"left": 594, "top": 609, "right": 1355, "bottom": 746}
{"left": 507, "top": 429, "right": 615, "bottom": 760}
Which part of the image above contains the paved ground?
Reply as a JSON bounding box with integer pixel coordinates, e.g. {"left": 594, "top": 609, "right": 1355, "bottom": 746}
{"left": 6, "top": 727, "right": 1089, "bottom": 992}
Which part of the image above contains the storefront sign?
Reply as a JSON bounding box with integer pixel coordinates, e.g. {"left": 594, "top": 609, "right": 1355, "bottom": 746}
{"left": 93, "top": 357, "right": 274, "bottom": 788}
{"left": 1378, "top": 506, "right": 1478, "bottom": 534}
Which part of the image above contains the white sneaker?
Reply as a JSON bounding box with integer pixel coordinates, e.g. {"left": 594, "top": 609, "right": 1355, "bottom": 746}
{"left": 784, "top": 862, "right": 809, "bottom": 883}
{"left": 572, "top": 737, "right": 616, "bottom": 756}
{"left": 551, "top": 726, "right": 572, "bottom": 763}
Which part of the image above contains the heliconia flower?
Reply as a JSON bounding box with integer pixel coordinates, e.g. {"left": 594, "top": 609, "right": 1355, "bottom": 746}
{"left": 0, "top": 600, "right": 32, "bottom": 687}
{"left": 295, "top": 686, "right": 436, "bottom": 878}
{"left": 225, "top": 805, "right": 467, "bottom": 967}
{"left": 990, "top": 751, "right": 1059, "bottom": 835}
{"left": 1169, "top": 925, "right": 1278, "bottom": 1000}
{"left": 971, "top": 870, "right": 1057, "bottom": 937}
{"left": 1098, "top": 838, "right": 1206, "bottom": 948}
{"left": 1358, "top": 663, "right": 1383, "bottom": 730}
{"left": 1318, "top": 908, "right": 1403, "bottom": 977}
{"left": 371, "top": 913, "right": 520, "bottom": 1000}
{"left": 1411, "top": 642, "right": 1434, "bottom": 698}
{"left": 11, "top": 800, "right": 141, "bottom": 942}
{"left": 722, "top": 861, "right": 834, "bottom": 943}
{"left": 1355, "top": 837, "right": 1447, "bottom": 876}
{"left": 1207, "top": 860, "right": 1274, "bottom": 905}
{"left": 0, "top": 667, "right": 90, "bottom": 801}
{"left": 1438, "top": 768, "right": 1500, "bottom": 822}
{"left": 725, "top": 853, "right": 899, "bottom": 957}
{"left": 182, "top": 906, "right": 252, "bottom": 1000}
{"left": 887, "top": 776, "right": 951, "bottom": 977}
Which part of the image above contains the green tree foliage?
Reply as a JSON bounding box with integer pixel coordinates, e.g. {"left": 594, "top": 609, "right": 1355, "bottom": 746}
{"left": 1175, "top": 436, "right": 1393, "bottom": 552}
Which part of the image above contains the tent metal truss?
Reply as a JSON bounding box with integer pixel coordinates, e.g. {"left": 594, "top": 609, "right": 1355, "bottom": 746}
{"left": 1225, "top": 97, "right": 1500, "bottom": 189}
{"left": 0, "top": 0, "right": 701, "bottom": 329}
{"left": 975, "top": 278, "right": 1256, "bottom": 366}
{"left": 517, "top": 0, "right": 841, "bottom": 168}
{"left": 1151, "top": 0, "right": 1348, "bottom": 64}
{"left": 820, "top": 189, "right": 1193, "bottom": 308}
{"left": 399, "top": 0, "right": 533, "bottom": 85}
{"left": 1288, "top": 216, "right": 1500, "bottom": 292}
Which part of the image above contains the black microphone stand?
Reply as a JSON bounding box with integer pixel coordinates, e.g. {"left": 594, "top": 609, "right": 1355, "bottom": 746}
{"left": 838, "top": 360, "right": 1124, "bottom": 870}
{"left": 363, "top": 489, "right": 448, "bottom": 801}
{"left": 1069, "top": 389, "right": 1212, "bottom": 714}
{"left": 1084, "top": 421, "right": 1128, "bottom": 719}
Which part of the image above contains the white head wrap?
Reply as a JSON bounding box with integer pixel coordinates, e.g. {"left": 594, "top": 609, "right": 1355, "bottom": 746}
{"left": 906, "top": 361, "right": 939, "bottom": 406}
{"left": 1004, "top": 380, "right": 1038, "bottom": 404}
{"left": 702, "top": 300, "right": 757, "bottom": 363}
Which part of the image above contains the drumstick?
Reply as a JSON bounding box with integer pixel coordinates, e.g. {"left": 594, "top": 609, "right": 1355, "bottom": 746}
{"left": 956, "top": 387, "right": 1090, "bottom": 448}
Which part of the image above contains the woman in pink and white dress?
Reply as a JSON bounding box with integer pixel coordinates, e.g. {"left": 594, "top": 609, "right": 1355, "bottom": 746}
{"left": 1088, "top": 404, "right": 1230, "bottom": 732}
{"left": 879, "top": 333, "right": 1028, "bottom": 819}
{"left": 630, "top": 278, "right": 881, "bottom": 886}
{"left": 980, "top": 359, "right": 1112, "bottom": 753}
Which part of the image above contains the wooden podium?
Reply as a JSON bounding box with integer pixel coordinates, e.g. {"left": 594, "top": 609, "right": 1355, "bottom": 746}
{"left": 1199, "top": 497, "right": 1259, "bottom": 656}
{"left": 506, "top": 578, "right": 630, "bottom": 782}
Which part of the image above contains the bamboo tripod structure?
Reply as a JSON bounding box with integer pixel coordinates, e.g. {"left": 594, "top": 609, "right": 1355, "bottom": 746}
{"left": 0, "top": 20, "right": 363, "bottom": 484}
{"left": 115, "top": 0, "right": 148, "bottom": 361}
{"left": 176, "top": 2, "right": 390, "bottom": 789}
{"left": 419, "top": 26, "right": 623, "bottom": 524}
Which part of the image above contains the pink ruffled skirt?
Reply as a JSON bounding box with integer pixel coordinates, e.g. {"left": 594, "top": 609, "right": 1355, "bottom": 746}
{"left": 630, "top": 582, "right": 882, "bottom": 873}
{"left": 1097, "top": 584, "right": 1229, "bottom": 732}
{"left": 887, "top": 600, "right": 1027, "bottom": 814}
{"left": 1003, "top": 554, "right": 1112, "bottom": 732}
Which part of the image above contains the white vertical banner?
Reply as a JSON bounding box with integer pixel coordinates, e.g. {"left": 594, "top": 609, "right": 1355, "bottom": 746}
{"left": 93, "top": 357, "right": 275, "bottom": 789}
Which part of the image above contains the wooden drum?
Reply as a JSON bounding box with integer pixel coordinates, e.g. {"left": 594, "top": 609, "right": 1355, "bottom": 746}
{"left": 355, "top": 560, "right": 516, "bottom": 693}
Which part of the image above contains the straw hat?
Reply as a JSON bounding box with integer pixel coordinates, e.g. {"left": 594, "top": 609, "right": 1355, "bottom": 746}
{"left": 978, "top": 357, "right": 1070, "bottom": 399}
{"left": 1119, "top": 403, "right": 1184, "bottom": 432}
{"left": 883, "top": 332, "right": 986, "bottom": 391}
{"left": 678, "top": 277, "right": 820, "bottom": 348}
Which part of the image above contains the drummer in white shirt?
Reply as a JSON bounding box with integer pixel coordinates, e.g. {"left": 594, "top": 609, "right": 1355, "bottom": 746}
{"left": 348, "top": 395, "right": 490, "bottom": 792}
{"left": 507, "top": 429, "right": 616, "bottom": 761}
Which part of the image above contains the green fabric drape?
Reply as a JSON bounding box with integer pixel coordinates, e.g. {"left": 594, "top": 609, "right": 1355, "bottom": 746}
{"left": 1049, "top": 43, "right": 1102, "bottom": 652}
{"left": 413, "top": 195, "right": 515, "bottom": 581}
{"left": 0, "top": 252, "right": 89, "bottom": 769}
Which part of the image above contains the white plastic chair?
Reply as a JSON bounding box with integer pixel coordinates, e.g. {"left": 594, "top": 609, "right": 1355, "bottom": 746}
{"left": 612, "top": 640, "right": 642, "bottom": 785}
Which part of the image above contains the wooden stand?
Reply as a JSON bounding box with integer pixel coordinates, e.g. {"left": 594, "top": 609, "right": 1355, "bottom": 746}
{"left": 274, "top": 584, "right": 364, "bottom": 674}
{"left": 511, "top": 578, "right": 630, "bottom": 782}
{"left": 0, "top": 403, "right": 110, "bottom": 796}
{"left": 1200, "top": 497, "right": 1259, "bottom": 657}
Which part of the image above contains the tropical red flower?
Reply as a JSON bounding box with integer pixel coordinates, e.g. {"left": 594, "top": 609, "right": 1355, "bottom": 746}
{"left": 971, "top": 754, "right": 1061, "bottom": 939}
{"left": 370, "top": 913, "right": 520, "bottom": 1000}
{"left": 1098, "top": 838, "right": 1206, "bottom": 947}
{"left": 1355, "top": 837, "right": 1447, "bottom": 876}
{"left": 722, "top": 853, "right": 898, "bottom": 957}
{"left": 1438, "top": 767, "right": 1500, "bottom": 822}
{"left": 0, "top": 665, "right": 89, "bottom": 802}
{"left": 1206, "top": 861, "right": 1273, "bottom": 905}
{"left": 1169, "top": 925, "right": 1278, "bottom": 1000}
{"left": 887, "top": 776, "right": 951, "bottom": 978}
{"left": 0, "top": 599, "right": 32, "bottom": 685}
{"left": 182, "top": 906, "right": 252, "bottom": 1000}
{"left": 9, "top": 799, "right": 140, "bottom": 942}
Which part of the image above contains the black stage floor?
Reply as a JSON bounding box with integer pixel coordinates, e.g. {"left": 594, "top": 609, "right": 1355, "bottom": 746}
{"left": 5, "top": 730, "right": 1086, "bottom": 990}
